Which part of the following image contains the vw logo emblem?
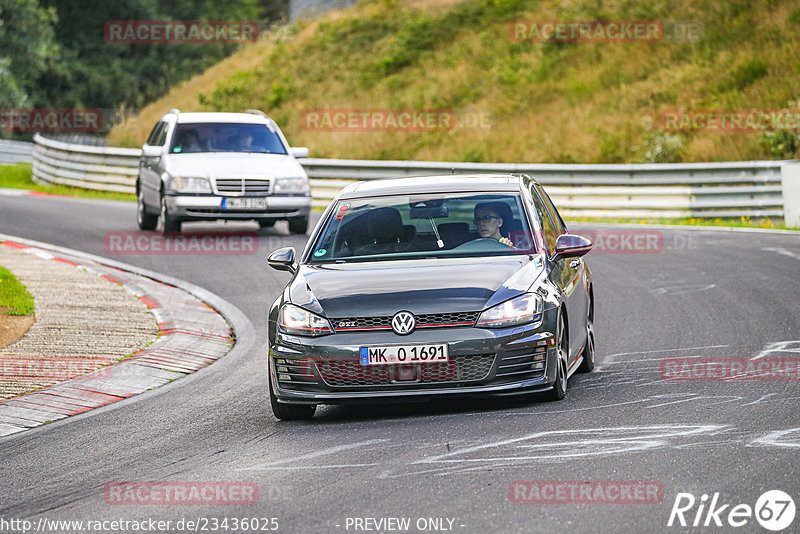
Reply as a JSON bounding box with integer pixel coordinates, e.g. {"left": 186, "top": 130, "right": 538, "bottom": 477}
{"left": 391, "top": 311, "right": 416, "bottom": 335}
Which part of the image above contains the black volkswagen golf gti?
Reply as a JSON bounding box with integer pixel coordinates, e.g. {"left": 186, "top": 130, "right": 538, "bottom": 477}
{"left": 266, "top": 174, "right": 594, "bottom": 420}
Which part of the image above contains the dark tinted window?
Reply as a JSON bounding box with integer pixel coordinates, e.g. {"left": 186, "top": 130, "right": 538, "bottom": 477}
{"left": 529, "top": 185, "right": 558, "bottom": 255}
{"left": 154, "top": 123, "right": 169, "bottom": 147}
{"left": 146, "top": 121, "right": 167, "bottom": 146}
{"left": 535, "top": 184, "right": 566, "bottom": 235}
{"left": 170, "top": 123, "right": 287, "bottom": 154}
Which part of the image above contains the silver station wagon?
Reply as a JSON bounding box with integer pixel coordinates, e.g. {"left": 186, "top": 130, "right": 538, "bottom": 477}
{"left": 136, "top": 109, "right": 312, "bottom": 233}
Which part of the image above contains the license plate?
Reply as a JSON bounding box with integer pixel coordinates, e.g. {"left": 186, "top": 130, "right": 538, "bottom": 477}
{"left": 360, "top": 344, "right": 448, "bottom": 365}
{"left": 222, "top": 197, "right": 267, "bottom": 210}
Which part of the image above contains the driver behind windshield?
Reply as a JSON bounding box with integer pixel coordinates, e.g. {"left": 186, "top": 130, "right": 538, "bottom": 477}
{"left": 474, "top": 202, "right": 514, "bottom": 247}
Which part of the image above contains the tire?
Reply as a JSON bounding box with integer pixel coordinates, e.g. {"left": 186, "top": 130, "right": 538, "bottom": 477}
{"left": 288, "top": 216, "right": 309, "bottom": 235}
{"left": 136, "top": 186, "right": 158, "bottom": 231}
{"left": 544, "top": 314, "right": 568, "bottom": 401}
{"left": 258, "top": 220, "right": 276, "bottom": 228}
{"left": 158, "top": 194, "right": 181, "bottom": 233}
{"left": 269, "top": 376, "right": 316, "bottom": 421}
{"left": 577, "top": 296, "right": 595, "bottom": 373}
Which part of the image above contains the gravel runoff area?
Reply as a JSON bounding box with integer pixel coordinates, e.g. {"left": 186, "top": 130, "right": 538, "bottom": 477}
{"left": 0, "top": 239, "right": 234, "bottom": 437}
{"left": 0, "top": 243, "right": 159, "bottom": 400}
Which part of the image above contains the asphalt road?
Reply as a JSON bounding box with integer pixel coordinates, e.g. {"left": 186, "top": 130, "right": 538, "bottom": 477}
{"left": 1, "top": 192, "right": 800, "bottom": 533}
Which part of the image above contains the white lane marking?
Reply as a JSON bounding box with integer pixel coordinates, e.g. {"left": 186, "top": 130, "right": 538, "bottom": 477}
{"left": 375, "top": 425, "right": 729, "bottom": 477}
{"left": 762, "top": 246, "right": 800, "bottom": 261}
{"left": 473, "top": 398, "right": 652, "bottom": 416}
{"left": 644, "top": 394, "right": 737, "bottom": 409}
{"left": 605, "top": 354, "right": 719, "bottom": 365}
{"left": 675, "top": 439, "right": 745, "bottom": 450}
{"left": 741, "top": 393, "right": 780, "bottom": 406}
{"left": 244, "top": 464, "right": 380, "bottom": 470}
{"left": 604, "top": 345, "right": 730, "bottom": 359}
{"left": 600, "top": 345, "right": 730, "bottom": 369}
{"left": 490, "top": 394, "right": 740, "bottom": 416}
{"left": 239, "top": 438, "right": 389, "bottom": 470}
{"left": 750, "top": 428, "right": 800, "bottom": 448}
{"left": 651, "top": 283, "right": 716, "bottom": 295}
{"left": 413, "top": 425, "right": 726, "bottom": 465}
{"left": 0, "top": 188, "right": 28, "bottom": 197}
{"left": 750, "top": 340, "right": 800, "bottom": 360}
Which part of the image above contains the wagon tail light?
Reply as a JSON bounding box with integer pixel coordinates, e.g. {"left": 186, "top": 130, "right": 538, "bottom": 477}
{"left": 278, "top": 304, "right": 333, "bottom": 336}
{"left": 476, "top": 294, "right": 543, "bottom": 328}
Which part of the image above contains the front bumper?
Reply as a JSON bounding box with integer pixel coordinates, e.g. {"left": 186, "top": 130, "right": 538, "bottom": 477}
{"left": 165, "top": 194, "right": 311, "bottom": 221}
{"left": 269, "top": 316, "right": 560, "bottom": 405}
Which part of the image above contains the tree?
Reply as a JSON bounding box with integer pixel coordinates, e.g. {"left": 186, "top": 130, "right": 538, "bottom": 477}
{"left": 0, "top": 0, "right": 58, "bottom": 109}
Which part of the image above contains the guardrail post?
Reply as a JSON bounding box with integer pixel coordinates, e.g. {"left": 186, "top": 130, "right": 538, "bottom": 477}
{"left": 781, "top": 164, "right": 800, "bottom": 228}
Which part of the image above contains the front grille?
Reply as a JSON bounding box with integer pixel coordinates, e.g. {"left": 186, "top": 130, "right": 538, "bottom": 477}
{"left": 331, "top": 311, "right": 479, "bottom": 332}
{"left": 273, "top": 354, "right": 495, "bottom": 388}
{"left": 315, "top": 354, "right": 495, "bottom": 387}
{"left": 417, "top": 312, "right": 480, "bottom": 327}
{"left": 214, "top": 178, "right": 271, "bottom": 195}
{"left": 495, "top": 345, "right": 548, "bottom": 380}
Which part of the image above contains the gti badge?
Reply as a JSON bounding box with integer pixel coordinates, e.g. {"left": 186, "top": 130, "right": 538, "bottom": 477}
{"left": 391, "top": 311, "right": 416, "bottom": 335}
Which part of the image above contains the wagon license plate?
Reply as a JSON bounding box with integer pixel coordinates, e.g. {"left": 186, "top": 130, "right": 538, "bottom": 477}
{"left": 359, "top": 344, "right": 448, "bottom": 365}
{"left": 222, "top": 197, "right": 267, "bottom": 209}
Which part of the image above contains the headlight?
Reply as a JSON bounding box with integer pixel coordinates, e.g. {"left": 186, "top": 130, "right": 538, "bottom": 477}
{"left": 274, "top": 177, "right": 310, "bottom": 193}
{"left": 278, "top": 304, "right": 332, "bottom": 336}
{"left": 477, "top": 293, "right": 543, "bottom": 328}
{"left": 169, "top": 176, "right": 211, "bottom": 193}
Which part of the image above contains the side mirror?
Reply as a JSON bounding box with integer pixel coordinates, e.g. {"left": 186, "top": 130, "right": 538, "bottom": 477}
{"left": 141, "top": 145, "right": 162, "bottom": 158}
{"left": 267, "top": 247, "right": 297, "bottom": 274}
{"left": 291, "top": 147, "right": 310, "bottom": 159}
{"left": 552, "top": 234, "right": 593, "bottom": 263}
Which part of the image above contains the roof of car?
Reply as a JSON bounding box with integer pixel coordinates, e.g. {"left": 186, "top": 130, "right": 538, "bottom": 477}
{"left": 337, "top": 174, "right": 534, "bottom": 198}
{"left": 172, "top": 112, "right": 272, "bottom": 125}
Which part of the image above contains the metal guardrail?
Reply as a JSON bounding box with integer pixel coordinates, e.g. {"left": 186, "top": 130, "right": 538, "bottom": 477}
{"left": 30, "top": 134, "right": 794, "bottom": 220}
{"left": 33, "top": 134, "right": 139, "bottom": 193}
{"left": 303, "top": 158, "right": 789, "bottom": 218}
{"left": 0, "top": 140, "right": 35, "bottom": 164}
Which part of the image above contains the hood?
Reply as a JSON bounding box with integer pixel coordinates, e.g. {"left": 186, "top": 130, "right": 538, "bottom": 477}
{"left": 289, "top": 255, "right": 546, "bottom": 318}
{"left": 165, "top": 152, "right": 306, "bottom": 179}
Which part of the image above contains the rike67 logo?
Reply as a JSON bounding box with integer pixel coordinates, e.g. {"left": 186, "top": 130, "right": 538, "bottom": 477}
{"left": 668, "top": 490, "right": 795, "bottom": 531}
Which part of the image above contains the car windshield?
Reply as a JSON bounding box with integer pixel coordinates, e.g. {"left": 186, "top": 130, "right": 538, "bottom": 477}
{"left": 309, "top": 192, "right": 538, "bottom": 263}
{"left": 169, "top": 123, "right": 288, "bottom": 154}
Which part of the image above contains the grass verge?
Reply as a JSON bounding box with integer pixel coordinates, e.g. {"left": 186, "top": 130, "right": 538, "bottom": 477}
{"left": 565, "top": 216, "right": 798, "bottom": 231}
{"left": 0, "top": 266, "right": 35, "bottom": 316}
{"left": 109, "top": 0, "right": 800, "bottom": 163}
{"left": 0, "top": 164, "right": 135, "bottom": 202}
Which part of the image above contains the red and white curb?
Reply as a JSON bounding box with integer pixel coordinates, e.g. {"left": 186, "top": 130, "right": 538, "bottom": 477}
{"left": 0, "top": 239, "right": 234, "bottom": 437}
{"left": 0, "top": 188, "right": 77, "bottom": 199}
